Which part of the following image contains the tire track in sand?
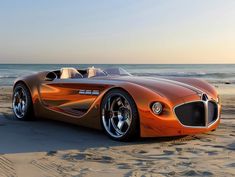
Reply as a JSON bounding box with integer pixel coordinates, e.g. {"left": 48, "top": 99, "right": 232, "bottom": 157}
{"left": 31, "top": 159, "right": 75, "bottom": 177}
{"left": 0, "top": 156, "right": 17, "bottom": 177}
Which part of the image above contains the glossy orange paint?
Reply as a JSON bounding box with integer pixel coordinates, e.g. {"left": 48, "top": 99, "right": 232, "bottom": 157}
{"left": 14, "top": 70, "right": 221, "bottom": 137}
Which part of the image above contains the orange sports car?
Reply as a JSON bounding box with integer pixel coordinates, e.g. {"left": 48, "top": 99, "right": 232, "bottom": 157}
{"left": 12, "top": 67, "right": 221, "bottom": 141}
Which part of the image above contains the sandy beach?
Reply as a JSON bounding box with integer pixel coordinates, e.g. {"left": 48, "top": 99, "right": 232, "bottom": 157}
{"left": 0, "top": 84, "right": 234, "bottom": 177}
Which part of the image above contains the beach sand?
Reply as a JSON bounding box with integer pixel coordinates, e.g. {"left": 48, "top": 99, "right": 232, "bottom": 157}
{"left": 0, "top": 84, "right": 234, "bottom": 177}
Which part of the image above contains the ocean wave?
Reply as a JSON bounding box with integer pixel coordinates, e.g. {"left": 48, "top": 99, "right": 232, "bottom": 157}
{"left": 131, "top": 72, "right": 235, "bottom": 78}
{"left": 0, "top": 70, "right": 36, "bottom": 79}
{"left": 0, "top": 76, "right": 18, "bottom": 79}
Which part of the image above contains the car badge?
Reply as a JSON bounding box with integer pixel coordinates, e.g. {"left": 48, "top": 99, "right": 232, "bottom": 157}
{"left": 201, "top": 93, "right": 208, "bottom": 101}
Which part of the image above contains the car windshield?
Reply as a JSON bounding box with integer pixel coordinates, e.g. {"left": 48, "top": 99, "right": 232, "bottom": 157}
{"left": 103, "top": 67, "right": 132, "bottom": 76}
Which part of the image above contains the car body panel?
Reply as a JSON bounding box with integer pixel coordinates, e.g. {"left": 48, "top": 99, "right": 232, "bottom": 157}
{"left": 14, "top": 69, "right": 221, "bottom": 137}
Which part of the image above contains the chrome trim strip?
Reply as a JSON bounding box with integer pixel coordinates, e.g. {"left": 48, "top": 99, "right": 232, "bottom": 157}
{"left": 79, "top": 89, "right": 100, "bottom": 95}
{"left": 79, "top": 90, "right": 85, "bottom": 94}
{"left": 85, "top": 90, "right": 92, "bottom": 95}
{"left": 92, "top": 90, "right": 100, "bottom": 95}
{"left": 204, "top": 100, "right": 209, "bottom": 127}
{"left": 173, "top": 99, "right": 220, "bottom": 129}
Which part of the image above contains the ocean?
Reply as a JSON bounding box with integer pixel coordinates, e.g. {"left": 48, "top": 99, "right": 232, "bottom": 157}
{"left": 0, "top": 64, "right": 235, "bottom": 86}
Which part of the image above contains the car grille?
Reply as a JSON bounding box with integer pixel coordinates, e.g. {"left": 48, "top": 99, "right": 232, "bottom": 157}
{"left": 208, "top": 101, "right": 218, "bottom": 123}
{"left": 174, "top": 101, "right": 218, "bottom": 127}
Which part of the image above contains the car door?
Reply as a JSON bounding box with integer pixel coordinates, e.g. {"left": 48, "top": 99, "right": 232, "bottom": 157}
{"left": 39, "top": 78, "right": 106, "bottom": 117}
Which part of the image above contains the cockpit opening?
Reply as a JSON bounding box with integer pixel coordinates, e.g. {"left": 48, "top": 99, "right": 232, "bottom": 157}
{"left": 45, "top": 67, "right": 131, "bottom": 81}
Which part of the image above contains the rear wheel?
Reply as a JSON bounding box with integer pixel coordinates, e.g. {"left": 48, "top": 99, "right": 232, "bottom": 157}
{"left": 101, "top": 89, "right": 139, "bottom": 141}
{"left": 12, "top": 83, "right": 34, "bottom": 120}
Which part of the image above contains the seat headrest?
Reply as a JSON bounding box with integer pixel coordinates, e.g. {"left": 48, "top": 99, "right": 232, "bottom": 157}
{"left": 87, "top": 67, "right": 96, "bottom": 78}
{"left": 60, "top": 67, "right": 83, "bottom": 79}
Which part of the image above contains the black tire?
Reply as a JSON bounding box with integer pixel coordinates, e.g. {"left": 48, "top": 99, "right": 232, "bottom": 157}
{"left": 101, "top": 89, "right": 140, "bottom": 141}
{"left": 12, "top": 83, "right": 34, "bottom": 120}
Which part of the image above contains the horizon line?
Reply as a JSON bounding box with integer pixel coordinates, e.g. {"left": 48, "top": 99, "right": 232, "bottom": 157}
{"left": 0, "top": 63, "right": 235, "bottom": 65}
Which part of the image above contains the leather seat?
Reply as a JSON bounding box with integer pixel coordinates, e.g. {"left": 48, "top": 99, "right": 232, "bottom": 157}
{"left": 87, "top": 67, "right": 96, "bottom": 78}
{"left": 60, "top": 68, "right": 83, "bottom": 79}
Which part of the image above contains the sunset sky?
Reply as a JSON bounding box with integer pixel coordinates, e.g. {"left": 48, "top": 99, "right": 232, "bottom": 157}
{"left": 0, "top": 0, "right": 234, "bottom": 64}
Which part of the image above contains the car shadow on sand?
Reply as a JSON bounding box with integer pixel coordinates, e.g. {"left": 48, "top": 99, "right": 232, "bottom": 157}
{"left": 0, "top": 112, "right": 187, "bottom": 154}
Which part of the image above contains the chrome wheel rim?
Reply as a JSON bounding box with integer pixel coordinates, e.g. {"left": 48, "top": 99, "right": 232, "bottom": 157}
{"left": 102, "top": 94, "right": 132, "bottom": 138}
{"left": 13, "top": 87, "right": 27, "bottom": 119}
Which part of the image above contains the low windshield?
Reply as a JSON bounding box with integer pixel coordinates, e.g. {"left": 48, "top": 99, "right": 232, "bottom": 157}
{"left": 104, "top": 67, "right": 132, "bottom": 76}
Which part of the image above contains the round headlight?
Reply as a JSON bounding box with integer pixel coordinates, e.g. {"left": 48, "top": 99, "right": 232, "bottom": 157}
{"left": 152, "top": 102, "right": 163, "bottom": 115}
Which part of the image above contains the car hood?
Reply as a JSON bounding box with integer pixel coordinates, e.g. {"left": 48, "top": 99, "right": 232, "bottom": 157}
{"left": 107, "top": 76, "right": 203, "bottom": 99}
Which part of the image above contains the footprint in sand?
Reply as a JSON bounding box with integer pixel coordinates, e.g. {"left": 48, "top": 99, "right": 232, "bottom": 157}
{"left": 175, "top": 147, "right": 183, "bottom": 152}
{"left": 176, "top": 161, "right": 192, "bottom": 167}
{"left": 63, "top": 153, "right": 88, "bottom": 161}
{"left": 163, "top": 150, "right": 175, "bottom": 155}
{"left": 226, "top": 163, "right": 235, "bottom": 168}
{"left": 117, "top": 163, "right": 133, "bottom": 169}
{"left": 132, "top": 149, "right": 148, "bottom": 154}
{"left": 212, "top": 145, "right": 226, "bottom": 149}
{"left": 63, "top": 152, "right": 114, "bottom": 164}
{"left": 227, "top": 142, "right": 235, "bottom": 150}
{"left": 205, "top": 150, "right": 218, "bottom": 156}
{"left": 180, "top": 169, "right": 214, "bottom": 176}
{"left": 47, "top": 151, "right": 57, "bottom": 156}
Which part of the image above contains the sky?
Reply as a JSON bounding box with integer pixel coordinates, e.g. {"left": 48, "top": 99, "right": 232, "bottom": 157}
{"left": 0, "top": 0, "right": 235, "bottom": 64}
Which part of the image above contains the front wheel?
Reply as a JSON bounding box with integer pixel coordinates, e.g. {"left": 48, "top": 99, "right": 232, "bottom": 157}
{"left": 101, "top": 89, "right": 139, "bottom": 141}
{"left": 12, "top": 83, "right": 34, "bottom": 120}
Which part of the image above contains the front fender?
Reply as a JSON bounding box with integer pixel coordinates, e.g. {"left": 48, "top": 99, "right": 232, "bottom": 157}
{"left": 118, "top": 82, "right": 178, "bottom": 137}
